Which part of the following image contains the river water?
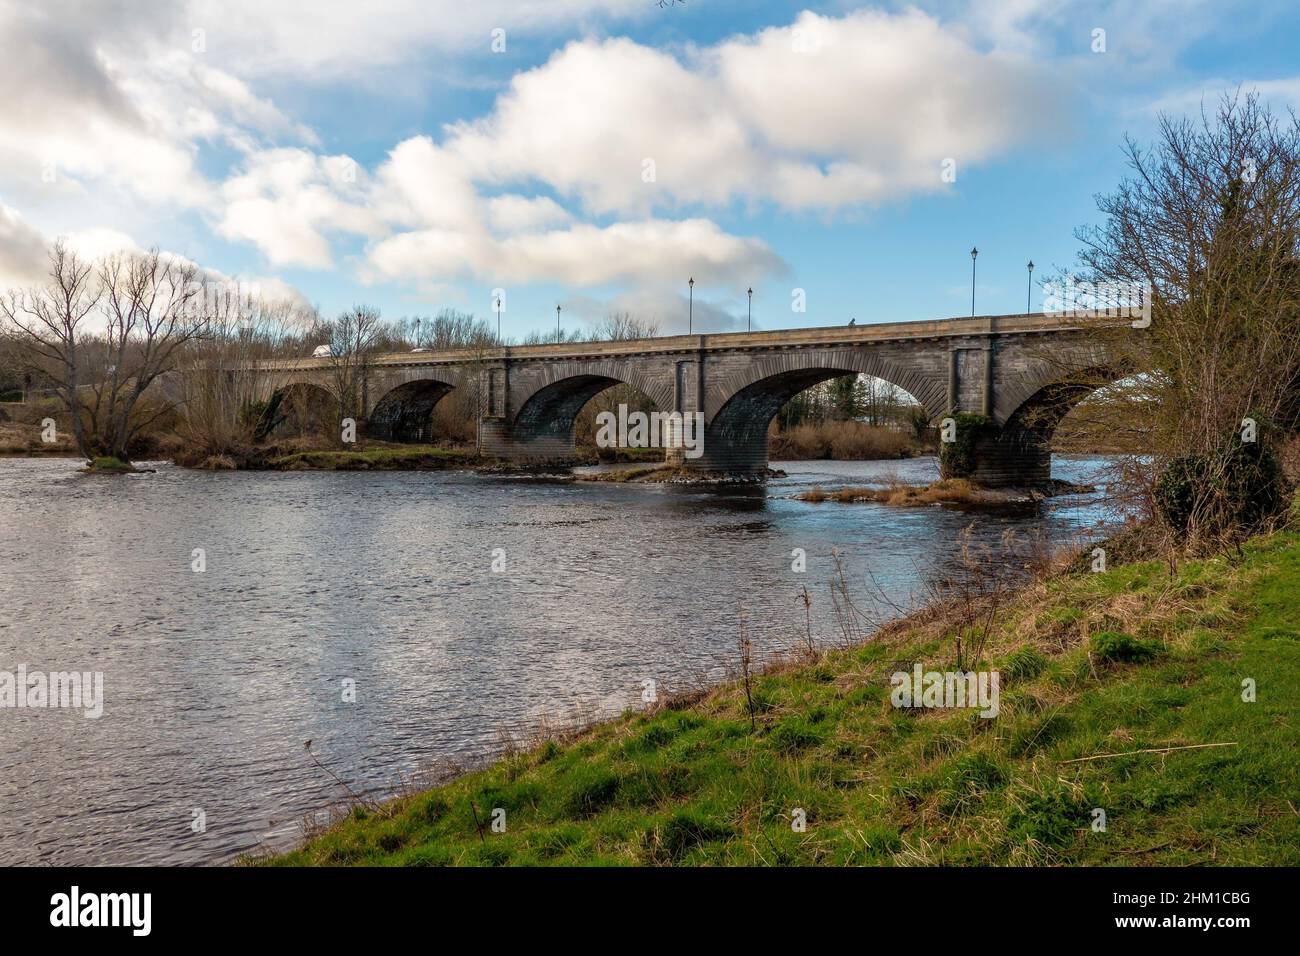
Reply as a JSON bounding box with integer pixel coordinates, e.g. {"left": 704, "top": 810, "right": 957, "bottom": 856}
{"left": 0, "top": 454, "right": 1117, "bottom": 865}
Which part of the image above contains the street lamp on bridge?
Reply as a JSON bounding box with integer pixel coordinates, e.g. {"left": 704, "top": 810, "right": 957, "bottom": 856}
{"left": 747, "top": 286, "right": 753, "bottom": 332}
{"left": 970, "top": 247, "right": 978, "bottom": 317}
{"left": 556, "top": 304, "right": 561, "bottom": 339}
{"left": 688, "top": 277, "right": 694, "bottom": 334}
{"left": 495, "top": 296, "right": 501, "bottom": 341}
{"left": 1026, "top": 260, "right": 1034, "bottom": 314}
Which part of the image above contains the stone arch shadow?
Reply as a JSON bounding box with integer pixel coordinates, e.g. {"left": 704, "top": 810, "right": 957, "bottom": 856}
{"left": 271, "top": 381, "right": 338, "bottom": 439}
{"left": 508, "top": 362, "right": 674, "bottom": 458}
{"left": 368, "top": 378, "right": 456, "bottom": 443}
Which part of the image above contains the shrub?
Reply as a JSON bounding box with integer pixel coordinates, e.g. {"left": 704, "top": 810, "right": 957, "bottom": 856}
{"left": 938, "top": 413, "right": 995, "bottom": 479}
{"left": 1155, "top": 439, "right": 1290, "bottom": 536}
{"left": 770, "top": 420, "right": 911, "bottom": 461}
{"left": 1090, "top": 631, "right": 1161, "bottom": 664}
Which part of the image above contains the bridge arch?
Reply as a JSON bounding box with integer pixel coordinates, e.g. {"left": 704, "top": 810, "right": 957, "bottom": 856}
{"left": 697, "top": 349, "right": 947, "bottom": 472}
{"left": 368, "top": 378, "right": 456, "bottom": 442}
{"left": 1003, "top": 369, "right": 1125, "bottom": 437}
{"left": 272, "top": 381, "right": 338, "bottom": 438}
{"left": 509, "top": 361, "right": 674, "bottom": 452}
{"left": 952, "top": 364, "right": 1133, "bottom": 486}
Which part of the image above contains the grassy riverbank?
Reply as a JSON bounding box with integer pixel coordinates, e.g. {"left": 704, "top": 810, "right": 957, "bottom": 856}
{"left": 266, "top": 445, "right": 479, "bottom": 470}
{"left": 265, "top": 514, "right": 1300, "bottom": 866}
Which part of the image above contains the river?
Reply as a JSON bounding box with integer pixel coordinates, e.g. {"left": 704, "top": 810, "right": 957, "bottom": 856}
{"left": 0, "top": 454, "right": 1119, "bottom": 865}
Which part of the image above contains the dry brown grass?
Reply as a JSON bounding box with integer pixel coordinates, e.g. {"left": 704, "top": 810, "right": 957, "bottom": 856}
{"left": 796, "top": 478, "right": 983, "bottom": 506}
{"left": 770, "top": 420, "right": 913, "bottom": 460}
{"left": 0, "top": 418, "right": 77, "bottom": 454}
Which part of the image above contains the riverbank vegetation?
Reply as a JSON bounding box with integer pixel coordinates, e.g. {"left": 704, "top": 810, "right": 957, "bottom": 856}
{"left": 264, "top": 506, "right": 1300, "bottom": 866}
{"left": 1042, "top": 94, "right": 1300, "bottom": 548}
{"left": 796, "top": 476, "right": 1097, "bottom": 509}
{"left": 266, "top": 445, "right": 479, "bottom": 471}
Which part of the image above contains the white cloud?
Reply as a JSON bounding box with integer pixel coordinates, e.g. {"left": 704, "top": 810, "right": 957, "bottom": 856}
{"left": 0, "top": 208, "right": 140, "bottom": 293}
{"left": 562, "top": 287, "right": 750, "bottom": 335}
{"left": 0, "top": 204, "right": 50, "bottom": 289}
{"left": 487, "top": 194, "right": 572, "bottom": 233}
{"left": 1144, "top": 77, "right": 1300, "bottom": 118}
{"left": 340, "top": 8, "right": 1063, "bottom": 288}
{"left": 0, "top": 3, "right": 1071, "bottom": 301}
{"left": 448, "top": 10, "right": 1065, "bottom": 215}
{"left": 0, "top": 1, "right": 319, "bottom": 213}
{"left": 374, "top": 136, "right": 481, "bottom": 232}
{"left": 0, "top": 202, "right": 310, "bottom": 315}
{"left": 367, "top": 217, "right": 783, "bottom": 288}
{"left": 182, "top": 0, "right": 650, "bottom": 78}
{"left": 217, "top": 148, "right": 386, "bottom": 267}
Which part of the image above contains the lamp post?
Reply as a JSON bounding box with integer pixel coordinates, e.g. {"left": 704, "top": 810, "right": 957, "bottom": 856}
{"left": 495, "top": 296, "right": 501, "bottom": 341}
{"left": 747, "top": 286, "right": 753, "bottom": 332}
{"left": 415, "top": 317, "right": 422, "bottom": 348}
{"left": 556, "top": 304, "right": 561, "bottom": 340}
{"left": 970, "top": 247, "right": 978, "bottom": 317}
{"left": 688, "top": 277, "right": 694, "bottom": 334}
{"left": 1026, "top": 260, "right": 1034, "bottom": 314}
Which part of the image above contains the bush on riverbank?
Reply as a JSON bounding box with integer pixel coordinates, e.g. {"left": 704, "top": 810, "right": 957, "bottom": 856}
{"left": 937, "top": 413, "right": 995, "bottom": 479}
{"left": 263, "top": 509, "right": 1300, "bottom": 866}
{"left": 1154, "top": 439, "right": 1291, "bottom": 539}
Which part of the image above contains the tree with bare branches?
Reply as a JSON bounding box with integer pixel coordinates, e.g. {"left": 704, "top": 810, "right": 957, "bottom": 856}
{"left": 1068, "top": 92, "right": 1300, "bottom": 540}
{"left": 1, "top": 241, "right": 210, "bottom": 463}
{"left": 172, "top": 295, "right": 314, "bottom": 464}
{"left": 324, "top": 305, "right": 383, "bottom": 446}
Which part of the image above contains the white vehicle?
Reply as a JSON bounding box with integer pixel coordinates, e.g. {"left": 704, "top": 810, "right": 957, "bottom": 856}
{"left": 410, "top": 347, "right": 430, "bottom": 353}
{"left": 311, "top": 344, "right": 332, "bottom": 358}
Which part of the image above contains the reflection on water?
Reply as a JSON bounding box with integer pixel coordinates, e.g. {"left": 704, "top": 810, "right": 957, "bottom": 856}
{"left": 0, "top": 454, "right": 1118, "bottom": 864}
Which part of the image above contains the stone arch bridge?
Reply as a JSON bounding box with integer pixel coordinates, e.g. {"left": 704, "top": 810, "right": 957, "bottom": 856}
{"left": 248, "top": 314, "right": 1114, "bottom": 486}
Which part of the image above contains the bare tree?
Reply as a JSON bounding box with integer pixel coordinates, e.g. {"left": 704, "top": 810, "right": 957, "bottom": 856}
{"left": 325, "top": 305, "right": 383, "bottom": 445}
{"left": 594, "top": 311, "right": 659, "bottom": 341}
{"left": 0, "top": 242, "right": 209, "bottom": 462}
{"left": 173, "top": 295, "right": 313, "bottom": 462}
{"left": 1069, "top": 91, "right": 1300, "bottom": 539}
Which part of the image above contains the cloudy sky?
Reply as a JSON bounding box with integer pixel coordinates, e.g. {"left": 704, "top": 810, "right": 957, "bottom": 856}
{"left": 1, "top": 0, "right": 1297, "bottom": 337}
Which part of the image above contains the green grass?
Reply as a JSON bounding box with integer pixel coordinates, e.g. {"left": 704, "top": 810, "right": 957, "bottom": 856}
{"left": 268, "top": 446, "right": 478, "bottom": 470}
{"left": 84, "top": 455, "right": 137, "bottom": 473}
{"left": 265, "top": 525, "right": 1300, "bottom": 866}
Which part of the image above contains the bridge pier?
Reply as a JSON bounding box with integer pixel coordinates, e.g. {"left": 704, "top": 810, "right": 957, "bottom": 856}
{"left": 944, "top": 425, "right": 1052, "bottom": 488}
{"left": 479, "top": 416, "right": 674, "bottom": 467}
{"left": 477, "top": 417, "right": 578, "bottom": 464}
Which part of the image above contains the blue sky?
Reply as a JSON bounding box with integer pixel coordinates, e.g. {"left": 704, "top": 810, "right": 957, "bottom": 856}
{"left": 2, "top": 0, "right": 1299, "bottom": 340}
